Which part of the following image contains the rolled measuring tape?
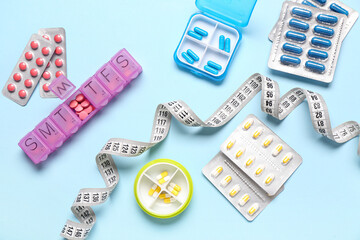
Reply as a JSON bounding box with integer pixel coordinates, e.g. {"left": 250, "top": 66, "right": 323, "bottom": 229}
{"left": 61, "top": 73, "right": 360, "bottom": 239}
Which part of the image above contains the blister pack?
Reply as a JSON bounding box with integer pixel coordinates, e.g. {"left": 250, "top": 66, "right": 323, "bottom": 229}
{"left": 38, "top": 28, "right": 67, "bottom": 98}
{"left": 2, "top": 34, "right": 55, "bottom": 106}
{"left": 268, "top": 1, "right": 346, "bottom": 83}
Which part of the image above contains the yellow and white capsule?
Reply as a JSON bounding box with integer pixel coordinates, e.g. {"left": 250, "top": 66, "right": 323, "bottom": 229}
{"left": 245, "top": 156, "right": 255, "bottom": 168}
{"left": 243, "top": 118, "right": 254, "bottom": 130}
{"left": 272, "top": 144, "right": 283, "bottom": 157}
{"left": 159, "top": 193, "right": 171, "bottom": 199}
{"left": 167, "top": 186, "right": 179, "bottom": 196}
{"left": 211, "top": 166, "right": 223, "bottom": 178}
{"left": 229, "top": 184, "right": 241, "bottom": 197}
{"left": 148, "top": 184, "right": 158, "bottom": 196}
{"left": 235, "top": 147, "right": 246, "bottom": 158}
{"left": 164, "top": 197, "right": 176, "bottom": 204}
{"left": 264, "top": 174, "right": 275, "bottom": 185}
{"left": 238, "top": 194, "right": 251, "bottom": 207}
{"left": 282, "top": 152, "right": 293, "bottom": 165}
{"left": 252, "top": 127, "right": 263, "bottom": 139}
{"left": 255, "top": 165, "right": 265, "bottom": 176}
{"left": 263, "top": 135, "right": 273, "bottom": 148}
{"left": 152, "top": 186, "right": 161, "bottom": 198}
{"left": 156, "top": 171, "right": 168, "bottom": 180}
{"left": 158, "top": 176, "right": 170, "bottom": 184}
{"left": 169, "top": 182, "right": 181, "bottom": 192}
{"left": 248, "top": 203, "right": 260, "bottom": 216}
{"left": 220, "top": 175, "right": 232, "bottom": 188}
{"left": 227, "top": 140, "right": 236, "bottom": 150}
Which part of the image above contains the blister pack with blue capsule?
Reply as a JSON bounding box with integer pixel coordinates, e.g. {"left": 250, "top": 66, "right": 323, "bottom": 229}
{"left": 268, "top": 1, "right": 346, "bottom": 83}
{"left": 174, "top": 0, "right": 257, "bottom": 82}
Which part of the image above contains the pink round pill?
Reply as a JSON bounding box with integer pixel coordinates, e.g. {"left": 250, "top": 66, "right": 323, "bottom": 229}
{"left": 81, "top": 99, "right": 90, "bottom": 108}
{"left": 13, "top": 73, "right": 22, "bottom": 82}
{"left": 75, "top": 105, "right": 83, "bottom": 112}
{"left": 19, "top": 62, "right": 27, "bottom": 71}
{"left": 55, "top": 46, "right": 63, "bottom": 55}
{"left": 42, "top": 83, "right": 50, "bottom": 92}
{"left": 76, "top": 94, "right": 85, "bottom": 102}
{"left": 30, "top": 41, "right": 38, "bottom": 50}
{"left": 55, "top": 71, "right": 63, "bottom": 78}
{"left": 54, "top": 34, "right": 62, "bottom": 43}
{"left": 24, "top": 79, "right": 33, "bottom": 88}
{"left": 18, "top": 90, "right": 27, "bottom": 98}
{"left": 79, "top": 111, "right": 89, "bottom": 120}
{"left": 69, "top": 100, "right": 78, "bottom": 109}
{"left": 25, "top": 51, "right": 33, "bottom": 60}
{"left": 42, "top": 47, "right": 50, "bottom": 56}
{"left": 42, "top": 35, "right": 50, "bottom": 40}
{"left": 30, "top": 68, "right": 38, "bottom": 77}
{"left": 42, "top": 71, "right": 51, "bottom": 80}
{"left": 55, "top": 58, "right": 63, "bottom": 67}
{"left": 7, "top": 84, "right": 15, "bottom": 92}
{"left": 36, "top": 58, "right": 44, "bottom": 66}
{"left": 84, "top": 105, "right": 94, "bottom": 114}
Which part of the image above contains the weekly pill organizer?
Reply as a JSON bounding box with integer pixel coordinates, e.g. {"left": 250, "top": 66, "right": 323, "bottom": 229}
{"left": 174, "top": 0, "right": 257, "bottom": 81}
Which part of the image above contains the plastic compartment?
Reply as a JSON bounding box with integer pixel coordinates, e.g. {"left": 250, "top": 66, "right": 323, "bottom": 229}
{"left": 134, "top": 159, "right": 193, "bottom": 218}
{"left": 198, "top": 48, "right": 230, "bottom": 77}
{"left": 49, "top": 103, "right": 81, "bottom": 137}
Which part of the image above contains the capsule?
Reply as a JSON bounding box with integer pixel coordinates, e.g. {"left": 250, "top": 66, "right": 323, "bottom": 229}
{"left": 314, "top": 25, "right": 334, "bottom": 37}
{"left": 291, "top": 7, "right": 312, "bottom": 19}
{"left": 188, "top": 30, "right": 202, "bottom": 40}
{"left": 265, "top": 174, "right": 275, "bottom": 185}
{"left": 204, "top": 65, "right": 218, "bottom": 75}
{"left": 252, "top": 127, "right": 263, "bottom": 139}
{"left": 238, "top": 194, "right": 250, "bottom": 206}
{"left": 317, "top": 14, "right": 338, "bottom": 25}
{"left": 289, "top": 19, "right": 309, "bottom": 31}
{"left": 282, "top": 152, "right": 293, "bottom": 165}
{"left": 187, "top": 49, "right": 199, "bottom": 61}
{"left": 235, "top": 147, "right": 246, "bottom": 158}
{"left": 156, "top": 171, "right": 168, "bottom": 180}
{"left": 169, "top": 182, "right": 181, "bottom": 192}
{"left": 248, "top": 203, "right": 260, "bottom": 216}
{"left": 311, "top": 37, "right": 332, "bottom": 48}
{"left": 281, "top": 55, "right": 301, "bottom": 66}
{"left": 255, "top": 165, "right": 265, "bottom": 176}
{"left": 308, "top": 49, "right": 328, "bottom": 60}
{"left": 211, "top": 166, "right": 223, "bottom": 178}
{"left": 229, "top": 184, "right": 241, "bottom": 197}
{"left": 167, "top": 186, "right": 179, "bottom": 196}
{"left": 282, "top": 43, "right": 303, "bottom": 55}
{"left": 220, "top": 175, "right": 232, "bottom": 188}
{"left": 243, "top": 118, "right": 254, "bottom": 130}
{"left": 153, "top": 186, "right": 161, "bottom": 198}
{"left": 272, "top": 144, "right": 283, "bottom": 156}
{"left": 313, "top": 0, "right": 326, "bottom": 5}
{"left": 194, "top": 27, "right": 208, "bottom": 36}
{"left": 306, "top": 61, "right": 326, "bottom": 73}
{"left": 159, "top": 193, "right": 171, "bottom": 199}
{"left": 219, "top": 35, "right": 225, "bottom": 50}
{"left": 158, "top": 176, "right": 170, "bottom": 184}
{"left": 227, "top": 140, "right": 235, "bottom": 150}
{"left": 182, "top": 52, "right": 194, "bottom": 64}
{"left": 263, "top": 135, "right": 273, "bottom": 148}
{"left": 207, "top": 61, "right": 222, "bottom": 70}
{"left": 302, "top": 0, "right": 318, "bottom": 8}
{"left": 245, "top": 156, "right": 255, "bottom": 168}
{"left": 164, "top": 197, "right": 176, "bottom": 204}
{"left": 148, "top": 184, "right": 158, "bottom": 196}
{"left": 286, "top": 31, "right": 306, "bottom": 42}
{"left": 225, "top": 38, "right": 231, "bottom": 53}
{"left": 330, "top": 3, "right": 349, "bottom": 16}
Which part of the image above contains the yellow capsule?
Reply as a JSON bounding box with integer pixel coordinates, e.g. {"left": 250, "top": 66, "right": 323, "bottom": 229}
{"left": 156, "top": 171, "right": 168, "bottom": 180}
{"left": 158, "top": 176, "right": 170, "bottom": 184}
{"left": 169, "top": 182, "right": 181, "bottom": 192}
{"left": 248, "top": 203, "right": 260, "bottom": 216}
{"left": 245, "top": 156, "right": 255, "bottom": 168}
{"left": 235, "top": 147, "right": 246, "bottom": 158}
{"left": 282, "top": 153, "right": 293, "bottom": 165}
{"left": 220, "top": 175, "right": 232, "bottom": 188}
{"left": 265, "top": 174, "right": 275, "bottom": 185}
{"left": 164, "top": 197, "right": 176, "bottom": 204}
{"left": 211, "top": 166, "right": 223, "bottom": 178}
{"left": 227, "top": 140, "right": 235, "bottom": 150}
{"left": 272, "top": 144, "right": 283, "bottom": 157}
{"left": 243, "top": 118, "right": 254, "bottom": 130}
{"left": 252, "top": 127, "right": 263, "bottom": 139}
{"left": 148, "top": 184, "right": 158, "bottom": 196}
{"left": 238, "top": 194, "right": 250, "bottom": 206}
{"left": 159, "top": 193, "right": 171, "bottom": 199}
{"left": 167, "top": 186, "right": 179, "bottom": 196}
{"left": 263, "top": 135, "right": 273, "bottom": 148}
{"left": 229, "top": 184, "right": 241, "bottom": 197}
{"left": 255, "top": 165, "right": 265, "bottom": 176}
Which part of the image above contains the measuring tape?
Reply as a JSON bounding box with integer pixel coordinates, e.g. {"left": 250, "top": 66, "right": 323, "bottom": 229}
{"left": 60, "top": 73, "right": 360, "bottom": 239}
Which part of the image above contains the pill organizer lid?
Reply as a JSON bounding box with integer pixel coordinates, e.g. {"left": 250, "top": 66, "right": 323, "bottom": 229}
{"left": 195, "top": 0, "right": 257, "bottom": 27}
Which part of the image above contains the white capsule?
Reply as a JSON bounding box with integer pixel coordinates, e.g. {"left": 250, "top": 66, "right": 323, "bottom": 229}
{"left": 158, "top": 176, "right": 170, "bottom": 184}
{"left": 152, "top": 186, "right": 161, "bottom": 198}
{"left": 245, "top": 156, "right": 255, "bottom": 168}
{"left": 220, "top": 175, "right": 232, "bottom": 188}
{"left": 167, "top": 186, "right": 179, "bottom": 196}
{"left": 248, "top": 203, "right": 260, "bottom": 216}
{"left": 229, "top": 184, "right": 241, "bottom": 197}
{"left": 243, "top": 118, "right": 254, "bottom": 130}
{"left": 169, "top": 182, "right": 181, "bottom": 192}
{"left": 238, "top": 194, "right": 251, "bottom": 207}
{"left": 282, "top": 152, "right": 293, "bottom": 165}
{"left": 264, "top": 174, "right": 275, "bottom": 185}
{"left": 148, "top": 184, "right": 158, "bottom": 196}
{"left": 227, "top": 139, "right": 236, "bottom": 150}
{"left": 272, "top": 144, "right": 283, "bottom": 157}
{"left": 159, "top": 193, "right": 171, "bottom": 199}
{"left": 156, "top": 171, "right": 168, "bottom": 180}
{"left": 164, "top": 197, "right": 176, "bottom": 204}
{"left": 254, "top": 165, "right": 265, "bottom": 176}
{"left": 253, "top": 127, "right": 263, "bottom": 139}
{"left": 211, "top": 166, "right": 223, "bottom": 178}
{"left": 235, "top": 147, "right": 246, "bottom": 158}
{"left": 263, "top": 135, "right": 273, "bottom": 148}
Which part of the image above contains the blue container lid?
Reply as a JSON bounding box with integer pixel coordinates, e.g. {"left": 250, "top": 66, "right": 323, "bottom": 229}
{"left": 196, "top": 0, "right": 257, "bottom": 27}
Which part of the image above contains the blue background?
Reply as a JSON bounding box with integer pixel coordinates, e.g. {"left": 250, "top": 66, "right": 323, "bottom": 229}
{"left": 1, "top": 0, "right": 359, "bottom": 239}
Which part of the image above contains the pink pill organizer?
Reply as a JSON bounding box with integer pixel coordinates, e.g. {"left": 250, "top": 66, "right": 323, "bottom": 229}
{"left": 19, "top": 49, "right": 142, "bottom": 164}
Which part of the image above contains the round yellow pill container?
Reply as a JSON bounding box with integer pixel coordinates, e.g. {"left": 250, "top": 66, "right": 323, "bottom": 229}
{"left": 134, "top": 159, "right": 193, "bottom": 218}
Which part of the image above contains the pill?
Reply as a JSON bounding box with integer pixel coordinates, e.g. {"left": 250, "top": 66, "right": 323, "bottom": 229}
{"left": 76, "top": 94, "right": 85, "bottom": 102}
{"left": 235, "top": 147, "right": 246, "bottom": 158}
{"left": 253, "top": 127, "right": 263, "bottom": 139}
{"left": 79, "top": 111, "right": 89, "bottom": 121}
{"left": 54, "top": 34, "right": 62, "bottom": 43}
{"left": 42, "top": 35, "right": 50, "bottom": 40}
{"left": 188, "top": 30, "right": 202, "bottom": 40}
{"left": 36, "top": 57, "right": 44, "bottom": 67}
{"left": 220, "top": 175, "right": 232, "bottom": 188}
{"left": 330, "top": 3, "right": 348, "bottom": 16}
{"left": 164, "top": 197, "right": 176, "bottom": 204}
{"left": 317, "top": 14, "right": 338, "bottom": 25}
{"left": 314, "top": 25, "right": 334, "bottom": 37}
{"left": 219, "top": 35, "right": 225, "bottom": 50}
{"left": 42, "top": 83, "right": 50, "bottom": 92}
{"left": 308, "top": 49, "right": 328, "bottom": 60}
{"left": 313, "top": 0, "right": 326, "bottom": 5}
{"left": 75, "top": 105, "right": 83, "bottom": 112}
{"left": 24, "top": 79, "right": 33, "bottom": 88}
{"left": 69, "top": 100, "right": 78, "bottom": 109}
{"left": 255, "top": 165, "right": 265, "bottom": 176}
{"left": 263, "top": 135, "right": 273, "bottom": 148}
{"left": 182, "top": 52, "right": 194, "bottom": 64}
{"left": 280, "top": 55, "right": 301, "bottom": 66}
{"left": 194, "top": 27, "right": 208, "bottom": 36}
{"left": 55, "top": 71, "right": 63, "bottom": 78}
{"left": 311, "top": 37, "right": 332, "bottom": 48}
{"left": 13, "top": 73, "right": 21, "bottom": 82}
{"left": 19, "top": 62, "right": 27, "bottom": 71}
{"left": 211, "top": 166, "right": 223, "bottom": 178}
{"left": 226, "top": 140, "right": 235, "bottom": 150}
{"left": 25, "top": 51, "right": 33, "bottom": 60}
{"left": 282, "top": 152, "right": 293, "bottom": 165}
{"left": 292, "top": 7, "right": 312, "bottom": 19}
{"left": 158, "top": 176, "right": 170, "bottom": 184}
{"left": 238, "top": 194, "right": 250, "bottom": 206}
{"left": 81, "top": 99, "right": 90, "bottom": 108}
{"left": 245, "top": 156, "right": 255, "bottom": 167}
{"left": 286, "top": 31, "right": 306, "bottom": 42}
{"left": 229, "top": 184, "right": 241, "bottom": 197}
{"left": 167, "top": 186, "right": 179, "bottom": 196}
{"left": 272, "top": 144, "right": 283, "bottom": 156}
{"left": 30, "top": 68, "right": 38, "bottom": 77}
{"left": 204, "top": 65, "right": 218, "bottom": 75}
{"left": 225, "top": 38, "right": 231, "bottom": 53}
{"left": 154, "top": 186, "right": 161, "bottom": 195}
{"left": 148, "top": 184, "right": 158, "bottom": 196}
{"left": 306, "top": 61, "right": 326, "bottom": 73}
{"left": 7, "top": 84, "right": 15, "bottom": 92}
{"left": 156, "top": 171, "right": 168, "bottom": 180}
{"left": 18, "top": 90, "right": 27, "bottom": 98}
{"left": 186, "top": 49, "right": 199, "bottom": 61}
{"left": 84, "top": 105, "right": 94, "bottom": 114}
{"left": 207, "top": 61, "right": 222, "bottom": 70}
{"left": 55, "top": 46, "right": 63, "bottom": 55}
{"left": 248, "top": 203, "right": 260, "bottom": 216}
{"left": 42, "top": 47, "right": 50, "bottom": 56}
{"left": 243, "top": 118, "right": 254, "bottom": 130}
{"left": 289, "top": 19, "right": 309, "bottom": 31}
{"left": 169, "top": 182, "right": 181, "bottom": 192}
{"left": 302, "top": 0, "right": 318, "bottom": 8}
{"left": 42, "top": 71, "right": 51, "bottom": 80}
{"left": 159, "top": 193, "right": 171, "bottom": 199}
{"left": 55, "top": 58, "right": 63, "bottom": 67}
{"left": 265, "top": 174, "right": 275, "bottom": 185}
{"left": 30, "top": 41, "right": 38, "bottom": 50}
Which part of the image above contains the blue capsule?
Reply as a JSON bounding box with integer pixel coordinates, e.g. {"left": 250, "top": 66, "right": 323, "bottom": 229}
{"left": 283, "top": 43, "right": 303, "bottom": 55}
{"left": 311, "top": 37, "right": 332, "bottom": 48}
{"left": 204, "top": 65, "right": 219, "bottom": 75}
{"left": 182, "top": 52, "right": 194, "bottom": 64}
{"left": 317, "top": 14, "right": 338, "bottom": 25}
{"left": 308, "top": 49, "right": 329, "bottom": 60}
{"left": 194, "top": 27, "right": 208, "bottom": 36}
{"left": 207, "top": 61, "right": 222, "bottom": 70}
{"left": 225, "top": 38, "right": 231, "bottom": 53}
{"left": 219, "top": 35, "right": 225, "bottom": 50}
{"left": 187, "top": 49, "right": 199, "bottom": 61}
{"left": 306, "top": 61, "right": 326, "bottom": 73}
{"left": 188, "top": 31, "right": 202, "bottom": 40}
{"left": 280, "top": 55, "right": 301, "bottom": 66}
{"left": 314, "top": 25, "right": 334, "bottom": 37}
{"left": 286, "top": 31, "right": 307, "bottom": 42}
{"left": 289, "top": 19, "right": 309, "bottom": 31}
{"left": 313, "top": 0, "right": 326, "bottom": 5}
{"left": 330, "top": 3, "right": 349, "bottom": 16}
{"left": 292, "top": 7, "right": 312, "bottom": 19}
{"left": 302, "top": 0, "right": 318, "bottom": 8}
